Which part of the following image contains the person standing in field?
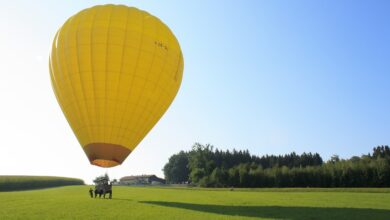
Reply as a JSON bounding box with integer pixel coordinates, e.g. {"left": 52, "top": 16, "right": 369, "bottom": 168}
{"left": 89, "top": 188, "right": 93, "bottom": 198}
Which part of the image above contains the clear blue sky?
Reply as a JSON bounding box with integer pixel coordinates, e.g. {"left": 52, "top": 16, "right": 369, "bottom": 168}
{"left": 0, "top": 0, "right": 389, "bottom": 182}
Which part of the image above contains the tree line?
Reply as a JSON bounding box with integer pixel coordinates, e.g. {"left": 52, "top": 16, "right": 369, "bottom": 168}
{"left": 0, "top": 176, "right": 84, "bottom": 191}
{"left": 163, "top": 143, "right": 390, "bottom": 187}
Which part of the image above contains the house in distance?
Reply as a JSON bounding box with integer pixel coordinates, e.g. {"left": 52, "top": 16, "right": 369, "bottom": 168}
{"left": 119, "top": 175, "right": 166, "bottom": 185}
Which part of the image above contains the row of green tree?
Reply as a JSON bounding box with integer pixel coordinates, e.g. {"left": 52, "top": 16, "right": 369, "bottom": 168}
{"left": 0, "top": 175, "right": 84, "bottom": 191}
{"left": 163, "top": 143, "right": 390, "bottom": 187}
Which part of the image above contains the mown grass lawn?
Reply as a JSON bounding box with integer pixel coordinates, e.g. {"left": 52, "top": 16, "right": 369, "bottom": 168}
{"left": 1, "top": 186, "right": 389, "bottom": 219}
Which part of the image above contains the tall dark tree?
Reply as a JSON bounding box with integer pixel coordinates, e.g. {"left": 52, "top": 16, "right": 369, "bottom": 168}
{"left": 163, "top": 151, "right": 189, "bottom": 184}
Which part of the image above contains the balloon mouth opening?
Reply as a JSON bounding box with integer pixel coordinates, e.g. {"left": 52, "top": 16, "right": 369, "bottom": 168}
{"left": 83, "top": 143, "right": 132, "bottom": 168}
{"left": 91, "top": 159, "right": 120, "bottom": 168}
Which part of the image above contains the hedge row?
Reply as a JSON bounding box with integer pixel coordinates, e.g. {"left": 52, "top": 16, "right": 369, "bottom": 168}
{"left": 0, "top": 175, "right": 84, "bottom": 191}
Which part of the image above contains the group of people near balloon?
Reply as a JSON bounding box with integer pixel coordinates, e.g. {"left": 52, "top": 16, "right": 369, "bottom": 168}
{"left": 89, "top": 185, "right": 112, "bottom": 199}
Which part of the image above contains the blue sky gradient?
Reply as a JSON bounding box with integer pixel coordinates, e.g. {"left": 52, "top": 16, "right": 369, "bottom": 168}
{"left": 0, "top": 1, "right": 389, "bottom": 181}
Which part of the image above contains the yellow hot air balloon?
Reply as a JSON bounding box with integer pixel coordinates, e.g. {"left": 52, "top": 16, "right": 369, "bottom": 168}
{"left": 49, "top": 5, "right": 184, "bottom": 168}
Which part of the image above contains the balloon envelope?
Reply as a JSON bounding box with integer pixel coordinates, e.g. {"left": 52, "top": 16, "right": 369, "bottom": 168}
{"left": 49, "top": 5, "right": 184, "bottom": 167}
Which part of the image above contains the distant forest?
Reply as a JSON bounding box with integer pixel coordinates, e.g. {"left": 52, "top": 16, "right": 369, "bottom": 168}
{"left": 0, "top": 176, "right": 84, "bottom": 191}
{"left": 163, "top": 143, "right": 390, "bottom": 187}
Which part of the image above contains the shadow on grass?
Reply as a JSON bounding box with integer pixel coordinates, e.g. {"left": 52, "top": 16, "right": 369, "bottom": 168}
{"left": 140, "top": 201, "right": 390, "bottom": 220}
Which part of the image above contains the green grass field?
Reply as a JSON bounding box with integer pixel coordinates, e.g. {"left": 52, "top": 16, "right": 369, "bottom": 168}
{"left": 1, "top": 186, "right": 390, "bottom": 220}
